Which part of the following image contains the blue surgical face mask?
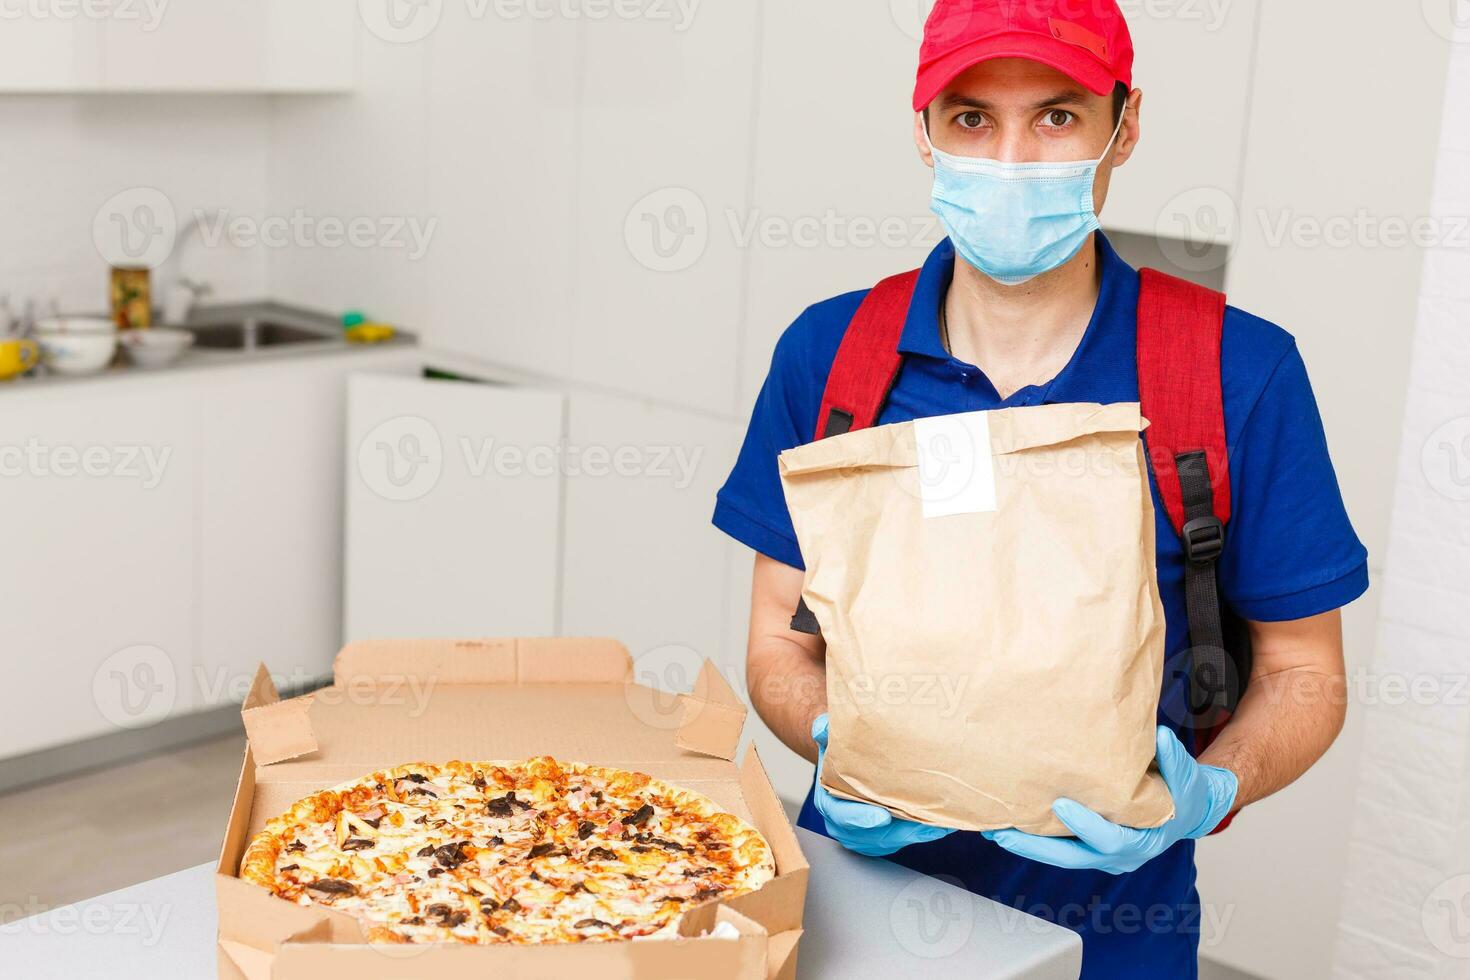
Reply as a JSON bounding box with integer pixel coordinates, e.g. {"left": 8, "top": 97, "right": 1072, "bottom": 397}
{"left": 923, "top": 113, "right": 1125, "bottom": 286}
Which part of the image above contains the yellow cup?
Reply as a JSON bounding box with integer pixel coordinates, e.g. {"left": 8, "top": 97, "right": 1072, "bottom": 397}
{"left": 0, "top": 338, "right": 39, "bottom": 380}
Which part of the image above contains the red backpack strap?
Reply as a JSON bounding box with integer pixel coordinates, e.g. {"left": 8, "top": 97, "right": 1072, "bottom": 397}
{"left": 1137, "top": 268, "right": 1231, "bottom": 532}
{"left": 1137, "top": 269, "right": 1245, "bottom": 834}
{"left": 812, "top": 269, "right": 923, "bottom": 440}
{"left": 790, "top": 269, "right": 921, "bottom": 635}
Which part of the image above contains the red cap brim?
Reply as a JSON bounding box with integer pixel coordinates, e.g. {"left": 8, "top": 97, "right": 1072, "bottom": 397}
{"left": 913, "top": 32, "right": 1118, "bottom": 113}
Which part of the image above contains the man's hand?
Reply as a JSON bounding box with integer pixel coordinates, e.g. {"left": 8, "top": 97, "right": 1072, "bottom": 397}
{"left": 812, "top": 715, "right": 955, "bottom": 857}
{"left": 985, "top": 726, "right": 1236, "bottom": 874}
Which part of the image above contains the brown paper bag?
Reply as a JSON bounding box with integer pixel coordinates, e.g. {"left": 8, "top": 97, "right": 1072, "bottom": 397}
{"left": 779, "top": 402, "right": 1173, "bottom": 836}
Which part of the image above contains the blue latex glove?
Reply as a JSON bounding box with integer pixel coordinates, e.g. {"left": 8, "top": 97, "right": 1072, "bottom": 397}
{"left": 811, "top": 714, "right": 955, "bottom": 857}
{"left": 984, "top": 726, "right": 1238, "bottom": 875}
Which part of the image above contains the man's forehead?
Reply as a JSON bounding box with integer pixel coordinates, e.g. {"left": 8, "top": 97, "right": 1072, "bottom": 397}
{"left": 937, "top": 58, "right": 1106, "bottom": 110}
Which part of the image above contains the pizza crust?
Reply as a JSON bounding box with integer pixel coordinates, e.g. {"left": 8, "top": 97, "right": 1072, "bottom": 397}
{"left": 239, "top": 758, "right": 776, "bottom": 944}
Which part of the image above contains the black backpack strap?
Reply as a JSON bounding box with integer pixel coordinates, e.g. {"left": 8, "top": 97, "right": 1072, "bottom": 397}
{"left": 1177, "top": 450, "right": 1235, "bottom": 726}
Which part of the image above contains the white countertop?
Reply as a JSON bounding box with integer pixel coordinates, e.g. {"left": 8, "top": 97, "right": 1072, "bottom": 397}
{"left": 0, "top": 829, "right": 1081, "bottom": 978}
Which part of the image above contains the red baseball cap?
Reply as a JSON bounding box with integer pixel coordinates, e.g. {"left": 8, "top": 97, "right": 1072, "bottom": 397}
{"left": 913, "top": 0, "right": 1135, "bottom": 112}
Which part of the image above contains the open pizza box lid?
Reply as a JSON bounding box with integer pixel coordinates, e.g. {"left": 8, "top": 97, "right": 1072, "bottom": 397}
{"left": 215, "top": 638, "right": 808, "bottom": 980}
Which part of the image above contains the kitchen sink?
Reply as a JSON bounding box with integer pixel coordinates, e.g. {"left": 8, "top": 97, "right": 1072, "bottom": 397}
{"left": 186, "top": 318, "right": 334, "bottom": 351}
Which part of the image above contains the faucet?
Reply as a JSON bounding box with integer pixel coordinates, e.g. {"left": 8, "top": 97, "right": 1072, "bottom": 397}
{"left": 159, "top": 210, "right": 217, "bottom": 325}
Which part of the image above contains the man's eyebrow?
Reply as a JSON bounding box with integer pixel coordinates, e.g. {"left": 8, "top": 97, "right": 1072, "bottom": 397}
{"left": 937, "top": 94, "right": 994, "bottom": 111}
{"left": 936, "top": 90, "right": 1096, "bottom": 113}
{"left": 1030, "top": 90, "right": 1093, "bottom": 110}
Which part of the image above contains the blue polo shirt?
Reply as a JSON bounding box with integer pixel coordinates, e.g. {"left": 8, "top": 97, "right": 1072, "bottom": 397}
{"left": 713, "top": 234, "right": 1368, "bottom": 979}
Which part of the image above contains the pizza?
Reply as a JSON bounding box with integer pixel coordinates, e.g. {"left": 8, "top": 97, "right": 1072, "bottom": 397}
{"left": 239, "top": 757, "right": 775, "bottom": 944}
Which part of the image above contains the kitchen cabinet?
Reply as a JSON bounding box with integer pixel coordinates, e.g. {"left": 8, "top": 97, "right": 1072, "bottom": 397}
{"left": 559, "top": 391, "right": 741, "bottom": 666}
{"left": 0, "top": 382, "right": 198, "bottom": 757}
{"left": 0, "top": 345, "right": 417, "bottom": 762}
{"left": 343, "top": 373, "right": 567, "bottom": 641}
{"left": 196, "top": 355, "right": 419, "bottom": 712}
{"left": 0, "top": 0, "right": 354, "bottom": 93}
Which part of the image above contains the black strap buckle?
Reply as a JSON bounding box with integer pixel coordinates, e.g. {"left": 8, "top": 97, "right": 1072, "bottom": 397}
{"left": 1182, "top": 515, "right": 1225, "bottom": 565}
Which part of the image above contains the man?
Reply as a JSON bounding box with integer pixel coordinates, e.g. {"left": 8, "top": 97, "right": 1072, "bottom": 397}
{"left": 712, "top": 1, "right": 1368, "bottom": 976}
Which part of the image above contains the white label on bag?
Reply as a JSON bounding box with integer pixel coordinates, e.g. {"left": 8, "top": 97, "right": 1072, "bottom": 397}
{"left": 914, "top": 412, "right": 997, "bottom": 518}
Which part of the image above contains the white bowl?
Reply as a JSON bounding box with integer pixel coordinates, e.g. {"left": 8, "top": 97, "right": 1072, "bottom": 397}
{"left": 120, "top": 327, "right": 194, "bottom": 369}
{"left": 35, "top": 317, "right": 119, "bottom": 376}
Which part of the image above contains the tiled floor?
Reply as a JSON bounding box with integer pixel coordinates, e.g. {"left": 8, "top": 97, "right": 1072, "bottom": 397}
{"left": 0, "top": 735, "right": 245, "bottom": 919}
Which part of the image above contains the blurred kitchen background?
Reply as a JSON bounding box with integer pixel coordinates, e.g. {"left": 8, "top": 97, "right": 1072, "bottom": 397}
{"left": 2, "top": 3, "right": 1469, "bottom": 978}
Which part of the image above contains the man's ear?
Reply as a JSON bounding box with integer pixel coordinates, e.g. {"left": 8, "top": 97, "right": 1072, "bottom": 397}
{"left": 1111, "top": 88, "right": 1143, "bottom": 169}
{"left": 914, "top": 111, "right": 936, "bottom": 168}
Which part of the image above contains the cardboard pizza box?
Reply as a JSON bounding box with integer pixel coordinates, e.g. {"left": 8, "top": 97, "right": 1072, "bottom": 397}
{"left": 214, "top": 637, "right": 809, "bottom": 980}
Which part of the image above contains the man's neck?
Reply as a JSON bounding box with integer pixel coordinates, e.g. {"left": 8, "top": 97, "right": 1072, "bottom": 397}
{"left": 943, "top": 234, "right": 1103, "bottom": 400}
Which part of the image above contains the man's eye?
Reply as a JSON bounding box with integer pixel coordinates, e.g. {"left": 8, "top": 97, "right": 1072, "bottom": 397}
{"left": 1040, "top": 109, "right": 1075, "bottom": 129}
{"left": 956, "top": 111, "right": 987, "bottom": 130}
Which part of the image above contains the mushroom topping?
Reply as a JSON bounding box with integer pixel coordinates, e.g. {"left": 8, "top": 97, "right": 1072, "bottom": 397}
{"left": 341, "top": 838, "right": 375, "bottom": 852}
{"left": 574, "top": 918, "right": 613, "bottom": 930}
{"left": 624, "top": 804, "right": 655, "bottom": 827}
{"left": 434, "top": 841, "right": 471, "bottom": 870}
{"left": 486, "top": 791, "right": 528, "bottom": 818}
{"left": 305, "top": 878, "right": 357, "bottom": 898}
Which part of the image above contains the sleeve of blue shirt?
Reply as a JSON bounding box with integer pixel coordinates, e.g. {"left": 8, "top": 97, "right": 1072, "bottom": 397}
{"left": 712, "top": 296, "right": 860, "bottom": 571}
{"left": 1216, "top": 315, "right": 1370, "bottom": 622}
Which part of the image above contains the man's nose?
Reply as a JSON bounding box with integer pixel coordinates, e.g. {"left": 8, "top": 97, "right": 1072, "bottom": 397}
{"left": 992, "top": 129, "right": 1036, "bottom": 164}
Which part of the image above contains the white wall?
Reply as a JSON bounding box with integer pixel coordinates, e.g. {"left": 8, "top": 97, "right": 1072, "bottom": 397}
{"left": 0, "top": 95, "right": 273, "bottom": 314}
{"left": 1331, "top": 29, "right": 1470, "bottom": 980}
{"left": 1192, "top": 3, "right": 1455, "bottom": 977}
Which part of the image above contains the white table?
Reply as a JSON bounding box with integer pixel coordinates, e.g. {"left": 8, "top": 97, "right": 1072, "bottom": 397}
{"left": 2, "top": 829, "right": 1081, "bottom": 978}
